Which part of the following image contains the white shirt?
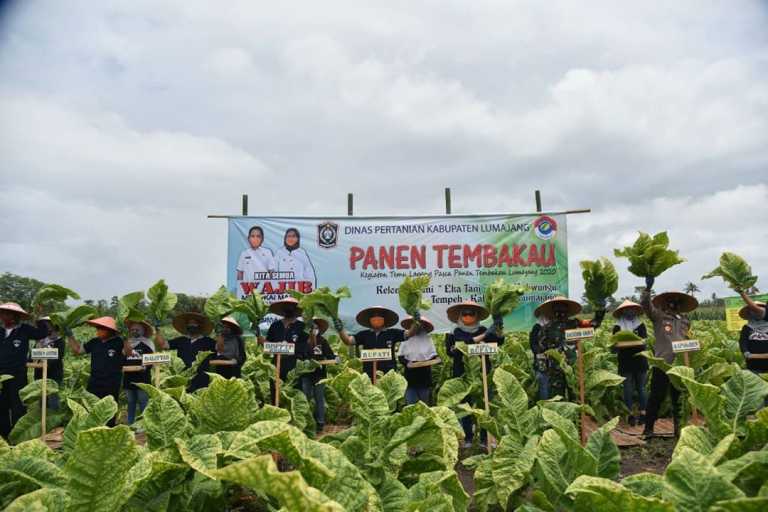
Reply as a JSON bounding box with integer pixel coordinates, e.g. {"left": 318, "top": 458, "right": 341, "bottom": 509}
{"left": 275, "top": 247, "right": 316, "bottom": 285}
{"left": 237, "top": 247, "right": 276, "bottom": 281}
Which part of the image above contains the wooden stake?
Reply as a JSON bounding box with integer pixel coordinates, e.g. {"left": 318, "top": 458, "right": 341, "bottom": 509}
{"left": 40, "top": 360, "right": 47, "bottom": 441}
{"left": 577, "top": 340, "right": 586, "bottom": 446}
{"left": 372, "top": 361, "right": 378, "bottom": 385}
{"left": 274, "top": 354, "right": 282, "bottom": 407}
{"left": 480, "top": 354, "right": 494, "bottom": 453}
{"left": 153, "top": 364, "right": 161, "bottom": 388}
{"left": 683, "top": 351, "right": 699, "bottom": 423}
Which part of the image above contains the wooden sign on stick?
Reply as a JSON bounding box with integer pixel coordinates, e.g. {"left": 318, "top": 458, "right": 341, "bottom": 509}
{"left": 31, "top": 348, "right": 59, "bottom": 441}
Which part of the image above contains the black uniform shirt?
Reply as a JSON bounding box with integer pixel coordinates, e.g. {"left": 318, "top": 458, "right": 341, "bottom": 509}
{"left": 446, "top": 326, "right": 504, "bottom": 378}
{"left": 84, "top": 336, "right": 125, "bottom": 387}
{"left": 169, "top": 336, "right": 216, "bottom": 391}
{"left": 354, "top": 328, "right": 405, "bottom": 379}
{"left": 266, "top": 319, "right": 310, "bottom": 379}
{"left": 1, "top": 322, "right": 47, "bottom": 374}
{"left": 123, "top": 341, "right": 154, "bottom": 390}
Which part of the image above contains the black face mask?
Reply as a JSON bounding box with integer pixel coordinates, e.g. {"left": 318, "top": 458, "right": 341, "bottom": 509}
{"left": 221, "top": 325, "right": 233, "bottom": 337}
{"left": 130, "top": 328, "right": 143, "bottom": 338}
{"left": 284, "top": 307, "right": 298, "bottom": 319}
{"left": 187, "top": 324, "right": 201, "bottom": 335}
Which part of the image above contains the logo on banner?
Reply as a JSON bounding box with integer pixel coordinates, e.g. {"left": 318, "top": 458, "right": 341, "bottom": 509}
{"left": 318, "top": 221, "right": 338, "bottom": 249}
{"left": 533, "top": 216, "right": 557, "bottom": 240}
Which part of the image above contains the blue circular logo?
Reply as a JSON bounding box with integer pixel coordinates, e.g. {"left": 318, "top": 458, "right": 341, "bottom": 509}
{"left": 533, "top": 216, "right": 558, "bottom": 240}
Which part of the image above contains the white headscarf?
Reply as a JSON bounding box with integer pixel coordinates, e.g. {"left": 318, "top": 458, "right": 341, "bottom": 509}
{"left": 129, "top": 336, "right": 155, "bottom": 352}
{"left": 616, "top": 312, "right": 642, "bottom": 332}
{"left": 747, "top": 311, "right": 768, "bottom": 336}
{"left": 397, "top": 332, "right": 437, "bottom": 362}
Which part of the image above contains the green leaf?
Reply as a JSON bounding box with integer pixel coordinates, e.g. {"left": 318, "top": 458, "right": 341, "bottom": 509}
{"left": 566, "top": 476, "right": 673, "bottom": 512}
{"left": 0, "top": 456, "right": 68, "bottom": 509}
{"left": 19, "top": 379, "right": 59, "bottom": 404}
{"left": 483, "top": 278, "right": 527, "bottom": 317}
{"left": 673, "top": 426, "right": 734, "bottom": 465}
{"left": 203, "top": 286, "right": 238, "bottom": 323}
{"left": 436, "top": 378, "right": 471, "bottom": 408}
{"left": 614, "top": 231, "right": 685, "bottom": 278}
{"left": 721, "top": 369, "right": 768, "bottom": 432}
{"left": 702, "top": 252, "right": 758, "bottom": 292}
{"left": 585, "top": 417, "right": 620, "bottom": 479}
{"left": 717, "top": 450, "right": 768, "bottom": 496}
{"left": 710, "top": 497, "right": 768, "bottom": 512}
{"left": 621, "top": 473, "right": 665, "bottom": 498}
{"left": 5, "top": 488, "right": 69, "bottom": 512}
{"left": 136, "top": 384, "right": 190, "bottom": 449}
{"left": 490, "top": 435, "right": 538, "bottom": 507}
{"left": 117, "top": 291, "right": 146, "bottom": 323}
{"left": 398, "top": 275, "right": 432, "bottom": 315}
{"left": 376, "top": 370, "right": 407, "bottom": 412}
{"left": 580, "top": 258, "right": 619, "bottom": 307}
{"left": 611, "top": 330, "right": 644, "bottom": 343}
{"left": 286, "top": 286, "right": 351, "bottom": 321}
{"left": 406, "top": 470, "right": 469, "bottom": 512}
{"left": 189, "top": 374, "right": 257, "bottom": 433}
{"left": 662, "top": 447, "right": 744, "bottom": 512}
{"left": 8, "top": 404, "right": 65, "bottom": 444}
{"left": 63, "top": 426, "right": 142, "bottom": 512}
{"left": 175, "top": 434, "right": 222, "bottom": 478}
{"left": 32, "top": 284, "right": 80, "bottom": 310}
{"left": 232, "top": 290, "right": 269, "bottom": 327}
{"left": 62, "top": 396, "right": 118, "bottom": 453}
{"left": 147, "top": 279, "right": 177, "bottom": 324}
{"left": 48, "top": 305, "right": 97, "bottom": 334}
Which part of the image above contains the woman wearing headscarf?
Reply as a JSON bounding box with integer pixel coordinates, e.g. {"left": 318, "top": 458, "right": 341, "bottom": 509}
{"left": 31, "top": 317, "right": 65, "bottom": 411}
{"left": 156, "top": 312, "right": 216, "bottom": 392}
{"left": 275, "top": 228, "right": 317, "bottom": 287}
{"left": 123, "top": 320, "right": 155, "bottom": 425}
{"left": 738, "top": 300, "right": 768, "bottom": 377}
{"left": 641, "top": 278, "right": 698, "bottom": 438}
{"left": 236, "top": 225, "right": 276, "bottom": 298}
{"left": 529, "top": 296, "right": 606, "bottom": 400}
{"left": 611, "top": 300, "right": 649, "bottom": 426}
{"left": 214, "top": 316, "right": 246, "bottom": 379}
{"left": 0, "top": 303, "right": 47, "bottom": 438}
{"left": 398, "top": 316, "right": 439, "bottom": 405}
{"left": 445, "top": 301, "right": 503, "bottom": 447}
{"left": 303, "top": 318, "right": 336, "bottom": 432}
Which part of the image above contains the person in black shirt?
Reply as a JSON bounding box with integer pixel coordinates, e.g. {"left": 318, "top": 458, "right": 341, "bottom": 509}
{"left": 336, "top": 306, "right": 417, "bottom": 381}
{"left": 261, "top": 298, "right": 310, "bottom": 404}
{"left": 0, "top": 302, "right": 47, "bottom": 439}
{"left": 398, "top": 316, "right": 439, "bottom": 405}
{"left": 610, "top": 300, "right": 649, "bottom": 426}
{"left": 738, "top": 301, "right": 768, "bottom": 374}
{"left": 303, "top": 318, "right": 336, "bottom": 432}
{"left": 214, "top": 316, "right": 246, "bottom": 379}
{"left": 68, "top": 316, "right": 130, "bottom": 427}
{"left": 31, "top": 317, "right": 66, "bottom": 411}
{"left": 123, "top": 320, "right": 155, "bottom": 425}
{"left": 157, "top": 312, "right": 216, "bottom": 393}
{"left": 444, "top": 301, "right": 503, "bottom": 447}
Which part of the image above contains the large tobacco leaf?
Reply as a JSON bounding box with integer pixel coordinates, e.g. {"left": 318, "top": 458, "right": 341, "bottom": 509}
{"left": 580, "top": 258, "right": 619, "bottom": 307}
{"left": 614, "top": 231, "right": 685, "bottom": 278}
{"left": 702, "top": 252, "right": 758, "bottom": 292}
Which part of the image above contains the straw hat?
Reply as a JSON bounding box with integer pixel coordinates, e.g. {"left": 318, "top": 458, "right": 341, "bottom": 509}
{"left": 221, "top": 316, "right": 243, "bottom": 335}
{"left": 534, "top": 296, "right": 582, "bottom": 318}
{"left": 269, "top": 298, "right": 302, "bottom": 317}
{"left": 125, "top": 319, "right": 154, "bottom": 337}
{"left": 612, "top": 299, "right": 644, "bottom": 319}
{"left": 446, "top": 301, "right": 489, "bottom": 324}
{"left": 173, "top": 312, "right": 213, "bottom": 336}
{"left": 86, "top": 316, "right": 119, "bottom": 333}
{"left": 313, "top": 318, "right": 329, "bottom": 334}
{"left": 0, "top": 302, "right": 30, "bottom": 319}
{"left": 400, "top": 316, "right": 435, "bottom": 333}
{"left": 652, "top": 292, "right": 698, "bottom": 314}
{"left": 355, "top": 306, "right": 399, "bottom": 329}
{"left": 739, "top": 301, "right": 766, "bottom": 320}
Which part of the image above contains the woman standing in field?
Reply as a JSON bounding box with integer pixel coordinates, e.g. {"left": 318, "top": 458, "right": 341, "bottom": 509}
{"left": 529, "top": 296, "right": 605, "bottom": 400}
{"left": 261, "top": 298, "right": 309, "bottom": 404}
{"left": 641, "top": 278, "right": 698, "bottom": 438}
{"left": 275, "top": 228, "right": 317, "bottom": 287}
{"left": 0, "top": 303, "right": 47, "bottom": 439}
{"left": 611, "top": 300, "right": 649, "bottom": 426}
{"left": 156, "top": 312, "right": 216, "bottom": 392}
{"left": 31, "top": 317, "right": 65, "bottom": 411}
{"left": 304, "top": 318, "right": 335, "bottom": 433}
{"left": 67, "top": 316, "right": 130, "bottom": 427}
{"left": 444, "top": 301, "right": 503, "bottom": 446}
{"left": 123, "top": 320, "right": 155, "bottom": 425}
{"left": 214, "top": 316, "right": 246, "bottom": 379}
{"left": 398, "top": 316, "right": 439, "bottom": 405}
{"left": 737, "top": 300, "right": 768, "bottom": 377}
{"left": 236, "top": 225, "right": 276, "bottom": 298}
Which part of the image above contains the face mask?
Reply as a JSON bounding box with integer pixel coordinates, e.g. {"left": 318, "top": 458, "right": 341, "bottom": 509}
{"left": 623, "top": 312, "right": 636, "bottom": 321}
{"left": 221, "top": 325, "right": 233, "bottom": 336}
{"left": 667, "top": 302, "right": 678, "bottom": 311}
{"left": 130, "top": 327, "right": 143, "bottom": 338}
{"left": 96, "top": 328, "right": 111, "bottom": 340}
{"left": 554, "top": 310, "right": 567, "bottom": 321}
{"left": 461, "top": 314, "right": 477, "bottom": 325}
{"left": 369, "top": 317, "right": 385, "bottom": 330}
{"left": 187, "top": 324, "right": 201, "bottom": 335}
{"left": 284, "top": 307, "right": 297, "bottom": 319}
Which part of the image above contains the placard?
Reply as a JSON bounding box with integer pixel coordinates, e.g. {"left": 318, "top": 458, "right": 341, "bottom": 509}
{"left": 142, "top": 353, "right": 172, "bottom": 365}
{"left": 264, "top": 342, "right": 296, "bottom": 355}
{"left": 672, "top": 340, "right": 700, "bottom": 353}
{"left": 564, "top": 328, "right": 595, "bottom": 342}
{"left": 360, "top": 348, "right": 392, "bottom": 361}
{"left": 30, "top": 348, "right": 59, "bottom": 360}
{"left": 468, "top": 343, "right": 498, "bottom": 356}
{"left": 613, "top": 340, "right": 645, "bottom": 349}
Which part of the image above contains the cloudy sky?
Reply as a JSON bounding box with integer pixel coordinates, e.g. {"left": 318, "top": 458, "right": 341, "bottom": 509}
{"left": 1, "top": 0, "right": 766, "bottom": 303}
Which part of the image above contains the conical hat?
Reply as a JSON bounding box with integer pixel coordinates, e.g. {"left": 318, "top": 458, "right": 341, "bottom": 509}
{"left": 269, "top": 298, "right": 302, "bottom": 317}
{"left": 313, "top": 318, "right": 329, "bottom": 335}
{"left": 400, "top": 316, "right": 435, "bottom": 333}
{"left": 612, "top": 299, "right": 644, "bottom": 318}
{"left": 173, "top": 312, "right": 213, "bottom": 336}
{"left": 86, "top": 316, "right": 119, "bottom": 332}
{"left": 534, "top": 296, "right": 582, "bottom": 318}
{"left": 0, "top": 302, "right": 30, "bottom": 319}
{"left": 739, "top": 301, "right": 766, "bottom": 320}
{"left": 446, "top": 301, "right": 489, "bottom": 323}
{"left": 652, "top": 292, "right": 698, "bottom": 314}
{"left": 125, "top": 319, "right": 154, "bottom": 336}
{"left": 221, "top": 316, "right": 243, "bottom": 335}
{"left": 355, "top": 306, "right": 399, "bottom": 329}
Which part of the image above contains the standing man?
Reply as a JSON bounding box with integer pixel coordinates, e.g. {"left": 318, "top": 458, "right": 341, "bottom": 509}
{"left": 0, "top": 303, "right": 47, "bottom": 439}
{"left": 261, "top": 297, "right": 310, "bottom": 403}
{"left": 156, "top": 312, "right": 216, "bottom": 393}
{"left": 641, "top": 277, "right": 698, "bottom": 438}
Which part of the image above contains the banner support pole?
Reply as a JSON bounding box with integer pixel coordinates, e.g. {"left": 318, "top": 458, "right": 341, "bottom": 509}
{"left": 242, "top": 194, "right": 248, "bottom": 216}
{"left": 535, "top": 190, "right": 542, "bottom": 212}
{"left": 445, "top": 187, "right": 452, "bottom": 214}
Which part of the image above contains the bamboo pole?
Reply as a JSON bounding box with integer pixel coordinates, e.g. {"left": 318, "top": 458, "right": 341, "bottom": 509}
{"left": 683, "top": 351, "right": 699, "bottom": 423}
{"left": 372, "top": 361, "right": 378, "bottom": 385}
{"left": 274, "top": 354, "right": 282, "bottom": 407}
{"left": 40, "top": 360, "right": 47, "bottom": 441}
{"left": 577, "top": 340, "right": 586, "bottom": 446}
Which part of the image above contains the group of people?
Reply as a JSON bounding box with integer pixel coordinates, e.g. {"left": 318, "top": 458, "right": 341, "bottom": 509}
{"left": 1, "top": 282, "right": 767, "bottom": 441}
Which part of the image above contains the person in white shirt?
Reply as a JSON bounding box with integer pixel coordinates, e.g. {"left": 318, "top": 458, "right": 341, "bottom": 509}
{"left": 275, "top": 228, "right": 317, "bottom": 287}
{"left": 236, "top": 226, "right": 276, "bottom": 298}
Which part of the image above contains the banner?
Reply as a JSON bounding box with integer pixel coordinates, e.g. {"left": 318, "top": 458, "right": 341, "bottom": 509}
{"left": 227, "top": 214, "right": 568, "bottom": 332}
{"left": 724, "top": 293, "right": 768, "bottom": 331}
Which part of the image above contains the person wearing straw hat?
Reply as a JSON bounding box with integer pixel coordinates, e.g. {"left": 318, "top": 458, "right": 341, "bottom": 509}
{"left": 0, "top": 302, "right": 47, "bottom": 438}
{"left": 529, "top": 296, "right": 606, "bottom": 400}
{"left": 611, "top": 300, "right": 649, "bottom": 426}
{"left": 444, "top": 300, "right": 504, "bottom": 446}
{"left": 214, "top": 316, "right": 246, "bottom": 379}
{"left": 123, "top": 320, "right": 155, "bottom": 425}
{"left": 302, "top": 318, "right": 336, "bottom": 432}
{"left": 262, "top": 297, "right": 310, "bottom": 402}
{"left": 398, "top": 316, "right": 439, "bottom": 405}
{"left": 336, "top": 306, "right": 418, "bottom": 381}
{"left": 156, "top": 312, "right": 216, "bottom": 392}
{"left": 641, "top": 279, "right": 698, "bottom": 438}
{"left": 739, "top": 291, "right": 767, "bottom": 321}
{"left": 68, "top": 316, "right": 130, "bottom": 426}
{"left": 30, "top": 317, "right": 65, "bottom": 412}
{"left": 737, "top": 301, "right": 768, "bottom": 377}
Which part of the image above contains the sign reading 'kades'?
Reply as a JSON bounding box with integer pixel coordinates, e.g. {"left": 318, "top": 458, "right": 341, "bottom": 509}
{"left": 672, "top": 340, "right": 701, "bottom": 353}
